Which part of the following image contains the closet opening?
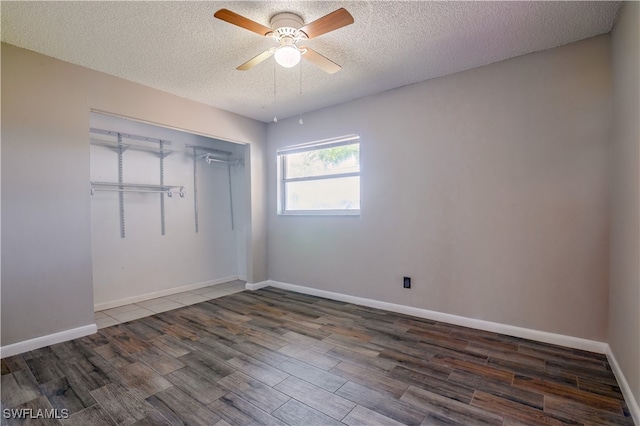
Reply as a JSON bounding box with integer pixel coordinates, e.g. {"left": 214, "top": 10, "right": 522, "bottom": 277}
{"left": 89, "top": 111, "right": 248, "bottom": 313}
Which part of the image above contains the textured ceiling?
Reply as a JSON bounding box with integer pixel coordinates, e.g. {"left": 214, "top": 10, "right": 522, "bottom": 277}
{"left": 1, "top": 1, "right": 621, "bottom": 123}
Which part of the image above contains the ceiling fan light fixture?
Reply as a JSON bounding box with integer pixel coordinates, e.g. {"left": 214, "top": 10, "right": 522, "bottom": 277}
{"left": 274, "top": 45, "right": 301, "bottom": 68}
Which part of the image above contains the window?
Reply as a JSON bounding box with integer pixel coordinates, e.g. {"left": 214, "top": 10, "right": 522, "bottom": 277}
{"left": 277, "top": 136, "right": 360, "bottom": 215}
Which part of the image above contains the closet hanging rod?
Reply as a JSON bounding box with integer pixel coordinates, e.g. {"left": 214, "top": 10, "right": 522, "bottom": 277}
{"left": 206, "top": 157, "right": 234, "bottom": 165}
{"left": 91, "top": 188, "right": 185, "bottom": 197}
{"left": 91, "top": 181, "right": 185, "bottom": 196}
{"left": 91, "top": 181, "right": 180, "bottom": 189}
{"left": 198, "top": 153, "right": 243, "bottom": 167}
{"left": 90, "top": 127, "right": 172, "bottom": 145}
{"left": 198, "top": 153, "right": 237, "bottom": 165}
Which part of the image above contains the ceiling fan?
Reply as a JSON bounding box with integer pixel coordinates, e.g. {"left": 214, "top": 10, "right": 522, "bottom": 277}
{"left": 214, "top": 8, "right": 354, "bottom": 74}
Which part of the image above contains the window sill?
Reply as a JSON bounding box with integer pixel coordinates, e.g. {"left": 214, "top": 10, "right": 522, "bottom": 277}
{"left": 278, "top": 210, "right": 360, "bottom": 217}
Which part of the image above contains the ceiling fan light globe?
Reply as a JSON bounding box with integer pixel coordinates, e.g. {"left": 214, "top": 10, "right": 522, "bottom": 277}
{"left": 274, "top": 45, "right": 301, "bottom": 68}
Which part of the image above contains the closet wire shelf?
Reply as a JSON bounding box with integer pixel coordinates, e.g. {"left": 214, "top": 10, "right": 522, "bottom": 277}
{"left": 90, "top": 127, "right": 187, "bottom": 238}
{"left": 90, "top": 138, "right": 175, "bottom": 158}
{"left": 90, "top": 182, "right": 186, "bottom": 197}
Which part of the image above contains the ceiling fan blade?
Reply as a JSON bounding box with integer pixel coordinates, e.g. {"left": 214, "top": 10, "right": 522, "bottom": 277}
{"left": 301, "top": 48, "right": 341, "bottom": 74}
{"left": 237, "top": 50, "right": 273, "bottom": 71}
{"left": 214, "top": 9, "right": 273, "bottom": 36}
{"left": 299, "top": 8, "right": 354, "bottom": 39}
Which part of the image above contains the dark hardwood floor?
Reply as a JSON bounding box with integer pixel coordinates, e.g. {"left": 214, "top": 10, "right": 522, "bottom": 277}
{"left": 1, "top": 288, "right": 634, "bottom": 425}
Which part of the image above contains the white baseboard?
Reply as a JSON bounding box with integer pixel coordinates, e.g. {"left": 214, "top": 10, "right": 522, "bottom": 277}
{"left": 606, "top": 346, "right": 640, "bottom": 425}
{"left": 264, "top": 280, "right": 608, "bottom": 354}
{"left": 94, "top": 275, "right": 239, "bottom": 311}
{"left": 1, "top": 324, "right": 97, "bottom": 359}
{"left": 245, "top": 281, "right": 270, "bottom": 291}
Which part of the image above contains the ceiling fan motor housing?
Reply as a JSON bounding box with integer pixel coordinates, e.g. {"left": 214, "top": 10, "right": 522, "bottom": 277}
{"left": 270, "top": 12, "right": 304, "bottom": 31}
{"left": 270, "top": 12, "right": 307, "bottom": 41}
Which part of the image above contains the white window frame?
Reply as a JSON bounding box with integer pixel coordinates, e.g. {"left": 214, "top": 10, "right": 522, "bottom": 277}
{"left": 277, "top": 135, "right": 361, "bottom": 216}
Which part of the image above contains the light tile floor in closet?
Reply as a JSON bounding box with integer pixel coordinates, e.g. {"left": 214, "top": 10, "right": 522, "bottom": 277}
{"left": 94, "top": 280, "right": 246, "bottom": 329}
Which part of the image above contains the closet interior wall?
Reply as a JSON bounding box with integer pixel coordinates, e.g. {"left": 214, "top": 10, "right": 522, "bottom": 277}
{"left": 90, "top": 112, "right": 246, "bottom": 310}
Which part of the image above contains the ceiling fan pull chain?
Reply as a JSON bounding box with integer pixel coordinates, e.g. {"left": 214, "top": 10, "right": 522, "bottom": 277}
{"left": 273, "top": 61, "right": 278, "bottom": 123}
{"left": 299, "top": 61, "right": 304, "bottom": 125}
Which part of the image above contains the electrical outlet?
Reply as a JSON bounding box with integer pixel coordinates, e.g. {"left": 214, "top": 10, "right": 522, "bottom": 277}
{"left": 403, "top": 276, "right": 411, "bottom": 289}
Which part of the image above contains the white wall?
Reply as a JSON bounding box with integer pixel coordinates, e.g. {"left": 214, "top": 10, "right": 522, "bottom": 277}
{"left": 1, "top": 43, "right": 267, "bottom": 347}
{"left": 609, "top": 1, "right": 640, "bottom": 411}
{"left": 89, "top": 113, "right": 246, "bottom": 308}
{"left": 267, "top": 35, "right": 611, "bottom": 342}
{"left": 2, "top": 45, "right": 94, "bottom": 347}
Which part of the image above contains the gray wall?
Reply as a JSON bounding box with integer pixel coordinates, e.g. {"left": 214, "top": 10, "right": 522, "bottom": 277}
{"left": 1, "top": 44, "right": 267, "bottom": 346}
{"left": 267, "top": 35, "right": 611, "bottom": 341}
{"left": 609, "top": 1, "right": 640, "bottom": 410}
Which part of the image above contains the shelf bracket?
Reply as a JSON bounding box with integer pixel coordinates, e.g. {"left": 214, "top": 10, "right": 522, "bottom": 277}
{"left": 117, "top": 133, "right": 125, "bottom": 238}
{"left": 192, "top": 146, "right": 199, "bottom": 233}
{"left": 160, "top": 140, "right": 166, "bottom": 236}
